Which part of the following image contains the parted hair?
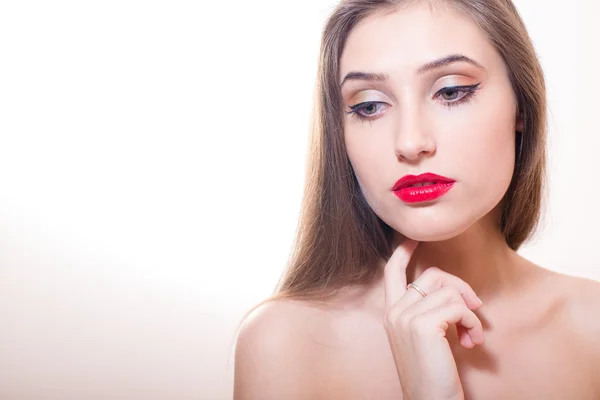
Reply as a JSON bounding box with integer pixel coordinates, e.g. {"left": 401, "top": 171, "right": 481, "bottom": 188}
{"left": 270, "top": 0, "right": 546, "bottom": 304}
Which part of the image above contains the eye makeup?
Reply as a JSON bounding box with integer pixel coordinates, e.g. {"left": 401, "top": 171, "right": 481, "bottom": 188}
{"left": 344, "top": 82, "right": 482, "bottom": 123}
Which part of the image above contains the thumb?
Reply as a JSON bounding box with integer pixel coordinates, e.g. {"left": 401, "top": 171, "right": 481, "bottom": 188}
{"left": 384, "top": 239, "right": 419, "bottom": 309}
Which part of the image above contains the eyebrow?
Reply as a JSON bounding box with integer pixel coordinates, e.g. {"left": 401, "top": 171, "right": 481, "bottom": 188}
{"left": 339, "top": 54, "right": 485, "bottom": 87}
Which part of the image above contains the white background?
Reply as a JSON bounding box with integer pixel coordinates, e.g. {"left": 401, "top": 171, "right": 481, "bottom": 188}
{"left": 0, "top": 1, "right": 598, "bottom": 399}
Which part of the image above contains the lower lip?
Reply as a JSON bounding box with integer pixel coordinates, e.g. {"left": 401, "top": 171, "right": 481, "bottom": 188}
{"left": 393, "top": 182, "right": 455, "bottom": 203}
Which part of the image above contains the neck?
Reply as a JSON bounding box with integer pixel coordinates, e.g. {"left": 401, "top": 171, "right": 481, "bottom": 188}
{"left": 381, "top": 210, "right": 528, "bottom": 302}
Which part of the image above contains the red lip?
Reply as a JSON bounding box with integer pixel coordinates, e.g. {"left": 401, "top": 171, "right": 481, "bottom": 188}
{"left": 392, "top": 173, "right": 455, "bottom": 191}
{"left": 392, "top": 173, "right": 456, "bottom": 203}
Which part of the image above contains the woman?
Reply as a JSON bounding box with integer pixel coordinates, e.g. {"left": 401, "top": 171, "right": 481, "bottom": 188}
{"left": 234, "top": 0, "right": 600, "bottom": 398}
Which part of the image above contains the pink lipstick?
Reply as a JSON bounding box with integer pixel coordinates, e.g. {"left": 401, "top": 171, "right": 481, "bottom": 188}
{"left": 392, "top": 173, "right": 455, "bottom": 203}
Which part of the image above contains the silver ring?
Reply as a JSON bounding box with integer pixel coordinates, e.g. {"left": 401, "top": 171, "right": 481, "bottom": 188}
{"left": 407, "top": 283, "right": 427, "bottom": 297}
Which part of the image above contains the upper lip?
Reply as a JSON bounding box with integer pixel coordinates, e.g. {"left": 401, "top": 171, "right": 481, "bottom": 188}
{"left": 392, "top": 173, "right": 455, "bottom": 191}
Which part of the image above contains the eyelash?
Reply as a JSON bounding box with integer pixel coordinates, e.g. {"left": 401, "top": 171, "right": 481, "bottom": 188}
{"left": 345, "top": 83, "right": 482, "bottom": 123}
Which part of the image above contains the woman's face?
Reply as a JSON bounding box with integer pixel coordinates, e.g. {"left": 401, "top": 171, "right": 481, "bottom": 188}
{"left": 340, "top": 3, "right": 522, "bottom": 241}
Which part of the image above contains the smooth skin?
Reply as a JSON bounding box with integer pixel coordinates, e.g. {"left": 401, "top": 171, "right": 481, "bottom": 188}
{"left": 383, "top": 240, "right": 485, "bottom": 399}
{"left": 234, "top": 3, "right": 600, "bottom": 399}
{"left": 235, "top": 242, "right": 600, "bottom": 399}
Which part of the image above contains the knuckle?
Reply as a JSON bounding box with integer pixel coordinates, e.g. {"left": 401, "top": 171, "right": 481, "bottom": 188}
{"left": 445, "top": 286, "right": 464, "bottom": 303}
{"left": 435, "top": 286, "right": 456, "bottom": 303}
{"left": 456, "top": 304, "right": 472, "bottom": 319}
{"left": 384, "top": 307, "right": 402, "bottom": 328}
{"left": 422, "top": 266, "right": 440, "bottom": 279}
{"left": 450, "top": 301, "right": 467, "bottom": 313}
{"left": 419, "top": 266, "right": 440, "bottom": 284}
{"left": 384, "top": 307, "right": 416, "bottom": 333}
{"left": 454, "top": 277, "right": 474, "bottom": 293}
{"left": 443, "top": 302, "right": 465, "bottom": 317}
{"left": 383, "top": 310, "right": 395, "bottom": 328}
{"left": 411, "top": 314, "right": 431, "bottom": 335}
{"left": 399, "top": 312, "right": 415, "bottom": 330}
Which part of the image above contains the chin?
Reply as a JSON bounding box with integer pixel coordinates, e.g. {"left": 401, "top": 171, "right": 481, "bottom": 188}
{"left": 386, "top": 198, "right": 505, "bottom": 243}
{"left": 397, "top": 224, "right": 470, "bottom": 242}
{"left": 386, "top": 208, "right": 479, "bottom": 242}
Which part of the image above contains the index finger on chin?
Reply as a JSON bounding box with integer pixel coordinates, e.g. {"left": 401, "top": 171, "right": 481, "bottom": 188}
{"left": 383, "top": 239, "right": 419, "bottom": 309}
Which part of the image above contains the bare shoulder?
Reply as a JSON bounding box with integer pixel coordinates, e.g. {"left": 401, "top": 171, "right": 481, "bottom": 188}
{"left": 556, "top": 273, "right": 600, "bottom": 391}
{"left": 540, "top": 269, "right": 600, "bottom": 355}
{"left": 559, "top": 273, "right": 600, "bottom": 341}
{"left": 545, "top": 271, "right": 600, "bottom": 332}
{"left": 233, "top": 298, "right": 333, "bottom": 400}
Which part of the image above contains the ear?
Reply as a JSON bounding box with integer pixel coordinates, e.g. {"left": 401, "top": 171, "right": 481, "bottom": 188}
{"left": 515, "top": 111, "right": 524, "bottom": 132}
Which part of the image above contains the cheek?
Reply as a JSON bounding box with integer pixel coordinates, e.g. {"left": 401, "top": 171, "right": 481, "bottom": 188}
{"left": 345, "top": 131, "right": 392, "bottom": 212}
{"left": 451, "top": 102, "right": 517, "bottom": 198}
{"left": 344, "top": 90, "right": 518, "bottom": 238}
{"left": 478, "top": 132, "right": 515, "bottom": 195}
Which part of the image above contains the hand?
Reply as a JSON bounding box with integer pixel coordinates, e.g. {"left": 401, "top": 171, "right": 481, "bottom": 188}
{"left": 383, "top": 239, "right": 485, "bottom": 400}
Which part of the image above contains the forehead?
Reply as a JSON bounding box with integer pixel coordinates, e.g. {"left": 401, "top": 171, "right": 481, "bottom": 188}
{"left": 339, "top": 3, "right": 502, "bottom": 78}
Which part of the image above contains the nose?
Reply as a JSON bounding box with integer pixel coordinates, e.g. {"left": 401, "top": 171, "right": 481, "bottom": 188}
{"left": 394, "top": 108, "right": 436, "bottom": 162}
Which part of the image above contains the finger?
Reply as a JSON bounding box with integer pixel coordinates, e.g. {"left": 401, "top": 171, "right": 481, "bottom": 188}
{"left": 383, "top": 239, "right": 419, "bottom": 309}
{"left": 413, "top": 303, "right": 485, "bottom": 344}
{"left": 402, "top": 286, "right": 482, "bottom": 348}
{"left": 403, "top": 286, "right": 468, "bottom": 316}
{"left": 456, "top": 325, "right": 475, "bottom": 348}
{"left": 424, "top": 303, "right": 485, "bottom": 345}
{"left": 403, "top": 284, "right": 485, "bottom": 348}
{"left": 411, "top": 267, "right": 483, "bottom": 310}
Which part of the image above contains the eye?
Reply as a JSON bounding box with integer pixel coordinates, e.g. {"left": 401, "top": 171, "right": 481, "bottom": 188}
{"left": 361, "top": 103, "right": 379, "bottom": 115}
{"left": 440, "top": 88, "right": 462, "bottom": 101}
{"left": 344, "top": 101, "right": 388, "bottom": 122}
{"left": 434, "top": 83, "right": 482, "bottom": 107}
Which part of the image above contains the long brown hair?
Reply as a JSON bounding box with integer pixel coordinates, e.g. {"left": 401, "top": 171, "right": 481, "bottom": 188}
{"left": 272, "top": 0, "right": 547, "bottom": 304}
